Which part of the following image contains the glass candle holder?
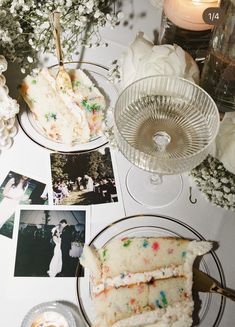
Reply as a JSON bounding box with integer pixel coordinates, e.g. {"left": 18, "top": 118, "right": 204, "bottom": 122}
{"left": 159, "top": 0, "right": 220, "bottom": 69}
{"left": 21, "top": 301, "right": 77, "bottom": 327}
{"left": 200, "top": 0, "right": 235, "bottom": 112}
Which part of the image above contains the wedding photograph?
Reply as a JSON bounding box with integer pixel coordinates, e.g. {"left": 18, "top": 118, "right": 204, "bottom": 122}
{"left": 50, "top": 146, "right": 119, "bottom": 205}
{"left": 0, "top": 171, "right": 48, "bottom": 239}
{"left": 14, "top": 207, "right": 89, "bottom": 278}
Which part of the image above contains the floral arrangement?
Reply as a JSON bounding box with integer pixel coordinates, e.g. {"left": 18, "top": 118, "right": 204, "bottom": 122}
{"left": 0, "top": 0, "right": 122, "bottom": 73}
{"left": 191, "top": 155, "right": 235, "bottom": 211}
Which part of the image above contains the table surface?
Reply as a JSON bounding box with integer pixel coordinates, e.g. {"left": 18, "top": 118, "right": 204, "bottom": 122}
{"left": 0, "top": 1, "right": 234, "bottom": 326}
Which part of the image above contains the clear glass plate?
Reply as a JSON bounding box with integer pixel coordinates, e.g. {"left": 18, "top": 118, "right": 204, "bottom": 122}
{"left": 76, "top": 214, "right": 226, "bottom": 327}
{"left": 18, "top": 62, "right": 119, "bottom": 152}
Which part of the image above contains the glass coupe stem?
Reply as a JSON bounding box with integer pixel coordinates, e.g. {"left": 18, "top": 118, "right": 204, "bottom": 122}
{"left": 150, "top": 174, "right": 163, "bottom": 185}
{"left": 153, "top": 131, "right": 171, "bottom": 152}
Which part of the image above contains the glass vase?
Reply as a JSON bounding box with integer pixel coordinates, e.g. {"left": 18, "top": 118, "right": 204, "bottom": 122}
{"left": 159, "top": 0, "right": 220, "bottom": 69}
{"left": 200, "top": 0, "right": 235, "bottom": 112}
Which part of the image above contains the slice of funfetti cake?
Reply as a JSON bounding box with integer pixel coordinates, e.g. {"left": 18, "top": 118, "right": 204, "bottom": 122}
{"left": 80, "top": 237, "right": 212, "bottom": 327}
{"left": 21, "top": 67, "right": 106, "bottom": 145}
{"left": 21, "top": 68, "right": 90, "bottom": 145}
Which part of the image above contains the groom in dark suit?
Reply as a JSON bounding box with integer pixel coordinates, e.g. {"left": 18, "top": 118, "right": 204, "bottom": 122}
{"left": 59, "top": 219, "right": 72, "bottom": 276}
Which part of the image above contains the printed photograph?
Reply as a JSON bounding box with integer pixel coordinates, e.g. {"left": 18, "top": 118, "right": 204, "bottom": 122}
{"left": 50, "top": 147, "right": 118, "bottom": 205}
{"left": 14, "top": 207, "right": 89, "bottom": 277}
{"left": 0, "top": 171, "right": 48, "bottom": 239}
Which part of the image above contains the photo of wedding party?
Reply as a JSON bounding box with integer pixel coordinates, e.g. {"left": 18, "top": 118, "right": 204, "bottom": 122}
{"left": 0, "top": 171, "right": 48, "bottom": 239}
{"left": 50, "top": 147, "right": 118, "bottom": 205}
{"left": 14, "top": 208, "right": 88, "bottom": 277}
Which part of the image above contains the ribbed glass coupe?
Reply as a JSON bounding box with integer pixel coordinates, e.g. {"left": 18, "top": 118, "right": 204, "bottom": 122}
{"left": 114, "top": 75, "right": 220, "bottom": 207}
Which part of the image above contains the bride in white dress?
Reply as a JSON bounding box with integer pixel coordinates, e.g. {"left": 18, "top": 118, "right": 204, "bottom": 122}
{"left": 47, "top": 226, "right": 62, "bottom": 277}
{"left": 84, "top": 174, "right": 94, "bottom": 192}
{"left": 0, "top": 175, "right": 29, "bottom": 229}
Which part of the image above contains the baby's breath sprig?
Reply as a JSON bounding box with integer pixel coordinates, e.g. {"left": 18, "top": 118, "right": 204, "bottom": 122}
{"left": 107, "top": 59, "right": 121, "bottom": 83}
{"left": 190, "top": 155, "right": 235, "bottom": 211}
{"left": 0, "top": 0, "right": 122, "bottom": 73}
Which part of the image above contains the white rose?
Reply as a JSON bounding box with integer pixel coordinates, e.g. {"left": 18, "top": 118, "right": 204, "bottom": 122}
{"left": 120, "top": 32, "right": 200, "bottom": 89}
{"left": 215, "top": 112, "right": 235, "bottom": 175}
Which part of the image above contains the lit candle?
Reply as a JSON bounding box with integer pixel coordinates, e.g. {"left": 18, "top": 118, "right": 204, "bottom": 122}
{"left": 164, "top": 0, "right": 220, "bottom": 31}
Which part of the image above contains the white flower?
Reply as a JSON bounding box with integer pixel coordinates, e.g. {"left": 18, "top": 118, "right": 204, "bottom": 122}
{"left": 106, "top": 13, "right": 112, "bottom": 21}
{"left": 0, "top": 10, "right": 6, "bottom": 17}
{"left": 94, "top": 10, "right": 101, "bottom": 18}
{"left": 215, "top": 111, "right": 235, "bottom": 175}
{"left": 66, "top": 0, "right": 72, "bottom": 7}
{"left": 223, "top": 186, "right": 230, "bottom": 193}
{"left": 78, "top": 5, "right": 85, "bottom": 13}
{"left": 213, "top": 191, "right": 223, "bottom": 198}
{"left": 119, "top": 32, "right": 200, "bottom": 89}
{"left": 27, "top": 56, "right": 33, "bottom": 63}
{"left": 85, "top": 0, "right": 94, "bottom": 11}
{"left": 40, "top": 22, "right": 50, "bottom": 29}
{"left": 117, "top": 12, "right": 124, "bottom": 19}
{"left": 35, "top": 9, "right": 43, "bottom": 16}
{"left": 221, "top": 177, "right": 229, "bottom": 183}
{"left": 74, "top": 20, "right": 83, "bottom": 27}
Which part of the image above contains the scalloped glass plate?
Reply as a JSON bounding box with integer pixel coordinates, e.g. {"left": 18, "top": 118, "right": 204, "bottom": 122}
{"left": 76, "top": 214, "right": 226, "bottom": 327}
{"left": 18, "top": 62, "right": 118, "bottom": 152}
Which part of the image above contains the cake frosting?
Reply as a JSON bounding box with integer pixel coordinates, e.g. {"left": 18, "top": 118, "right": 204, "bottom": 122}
{"left": 80, "top": 237, "right": 212, "bottom": 327}
{"left": 92, "top": 265, "right": 184, "bottom": 294}
{"left": 21, "top": 68, "right": 106, "bottom": 145}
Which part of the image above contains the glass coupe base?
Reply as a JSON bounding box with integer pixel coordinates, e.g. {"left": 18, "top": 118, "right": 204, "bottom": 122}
{"left": 126, "top": 166, "right": 183, "bottom": 208}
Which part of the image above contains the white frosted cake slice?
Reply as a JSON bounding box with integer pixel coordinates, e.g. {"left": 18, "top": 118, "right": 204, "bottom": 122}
{"left": 21, "top": 67, "right": 106, "bottom": 145}
{"left": 80, "top": 237, "right": 212, "bottom": 327}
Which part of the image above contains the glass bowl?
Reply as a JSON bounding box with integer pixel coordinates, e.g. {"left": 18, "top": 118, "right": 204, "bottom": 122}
{"left": 114, "top": 75, "right": 220, "bottom": 174}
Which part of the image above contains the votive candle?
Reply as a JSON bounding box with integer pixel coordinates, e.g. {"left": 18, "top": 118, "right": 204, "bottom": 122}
{"left": 164, "top": 0, "right": 220, "bottom": 31}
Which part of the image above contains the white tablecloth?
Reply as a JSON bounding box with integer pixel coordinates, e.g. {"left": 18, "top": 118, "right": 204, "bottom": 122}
{"left": 0, "top": 1, "right": 234, "bottom": 326}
